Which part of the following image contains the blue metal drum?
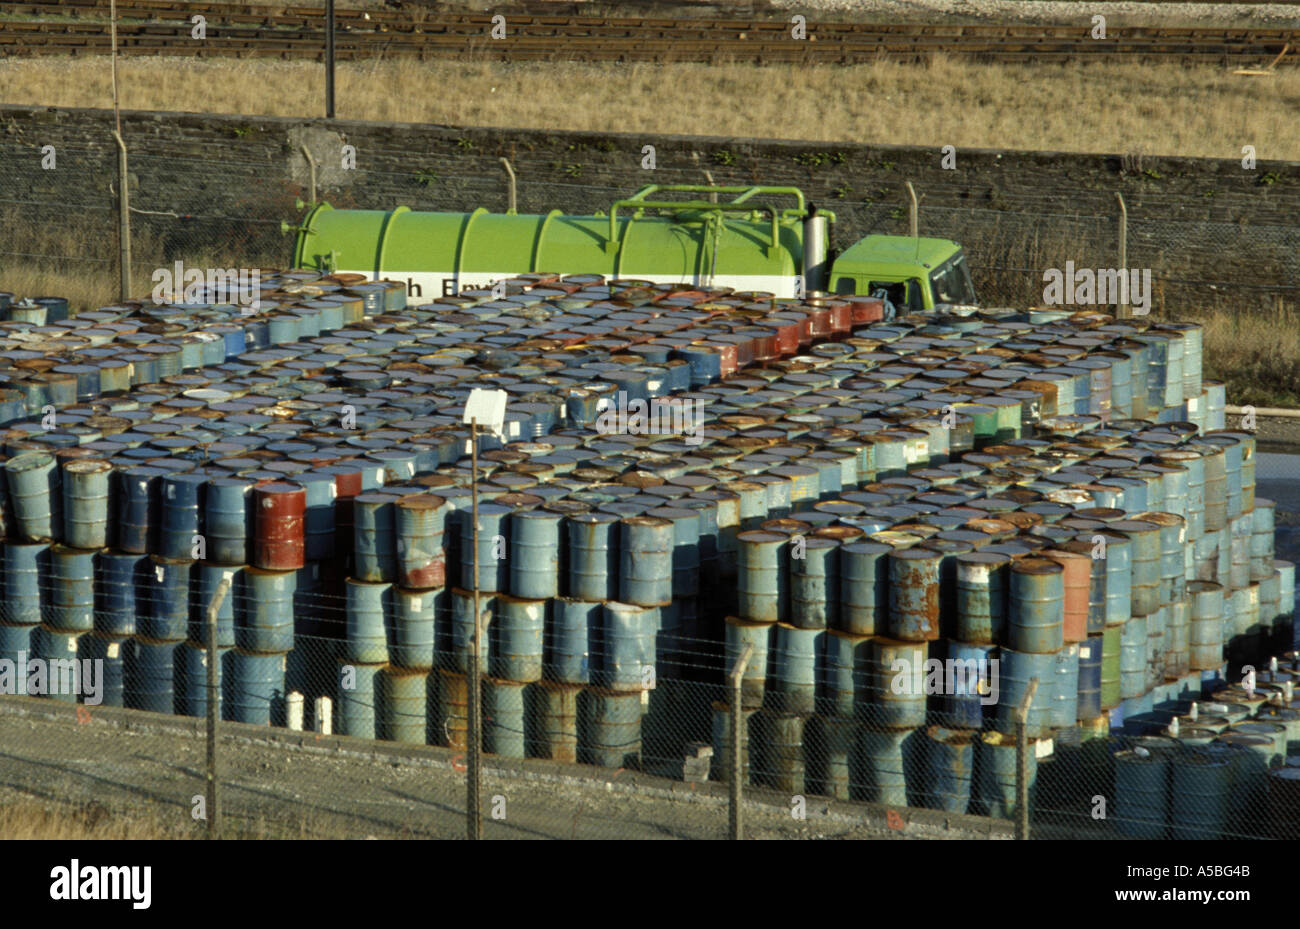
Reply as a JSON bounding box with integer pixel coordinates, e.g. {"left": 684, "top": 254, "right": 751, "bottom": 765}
{"left": 236, "top": 567, "right": 296, "bottom": 653}
{"left": 337, "top": 659, "right": 382, "bottom": 739}
{"left": 139, "top": 557, "right": 192, "bottom": 642}
{"left": 228, "top": 649, "right": 286, "bottom": 726}
{"left": 390, "top": 586, "right": 439, "bottom": 670}
{"left": 354, "top": 492, "right": 400, "bottom": 583}
{"left": 345, "top": 578, "right": 391, "bottom": 665}
{"left": 2, "top": 541, "right": 47, "bottom": 626}
{"left": 45, "top": 545, "right": 96, "bottom": 633}
{"left": 378, "top": 666, "right": 429, "bottom": 744}
{"left": 460, "top": 501, "right": 512, "bottom": 593}
{"left": 160, "top": 471, "right": 208, "bottom": 560}
{"left": 62, "top": 459, "right": 112, "bottom": 549}
{"left": 96, "top": 550, "right": 147, "bottom": 637}
{"left": 567, "top": 512, "right": 619, "bottom": 601}
{"left": 78, "top": 630, "right": 127, "bottom": 707}
{"left": 1077, "top": 635, "right": 1103, "bottom": 720}
{"left": 29, "top": 625, "right": 83, "bottom": 703}
{"left": 493, "top": 594, "right": 546, "bottom": 683}
{"left": 177, "top": 639, "right": 232, "bottom": 718}
{"left": 995, "top": 647, "right": 1056, "bottom": 739}
{"left": 124, "top": 637, "right": 182, "bottom": 715}
{"left": 204, "top": 477, "right": 254, "bottom": 565}
{"left": 768, "top": 622, "right": 821, "bottom": 715}
{"left": 6, "top": 452, "right": 59, "bottom": 543}
{"left": 509, "top": 508, "right": 562, "bottom": 600}
{"left": 839, "top": 541, "right": 890, "bottom": 636}
{"left": 548, "top": 597, "right": 597, "bottom": 685}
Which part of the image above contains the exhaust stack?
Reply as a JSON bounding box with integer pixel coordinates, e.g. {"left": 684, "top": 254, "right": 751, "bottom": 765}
{"left": 802, "top": 206, "right": 829, "bottom": 295}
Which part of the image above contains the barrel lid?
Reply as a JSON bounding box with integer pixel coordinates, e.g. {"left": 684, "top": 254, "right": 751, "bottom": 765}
{"left": 888, "top": 546, "right": 940, "bottom": 562}
{"left": 957, "top": 550, "right": 1011, "bottom": 565}
{"left": 1134, "top": 511, "right": 1184, "bottom": 527}
{"left": 839, "top": 540, "right": 891, "bottom": 556}
{"left": 1012, "top": 556, "right": 1064, "bottom": 574}
{"left": 63, "top": 458, "right": 112, "bottom": 474}
{"left": 5, "top": 451, "right": 54, "bottom": 471}
{"left": 1215, "top": 734, "right": 1271, "bottom": 747}
{"left": 1180, "top": 732, "right": 1227, "bottom": 748}
{"left": 1229, "top": 721, "right": 1286, "bottom": 735}
{"left": 252, "top": 480, "right": 305, "bottom": 497}
{"left": 622, "top": 514, "right": 672, "bottom": 528}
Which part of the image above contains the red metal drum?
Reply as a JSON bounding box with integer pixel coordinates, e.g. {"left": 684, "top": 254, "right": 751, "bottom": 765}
{"left": 845, "top": 295, "right": 885, "bottom": 325}
{"left": 705, "top": 340, "right": 739, "bottom": 377}
{"left": 254, "top": 482, "right": 306, "bottom": 570}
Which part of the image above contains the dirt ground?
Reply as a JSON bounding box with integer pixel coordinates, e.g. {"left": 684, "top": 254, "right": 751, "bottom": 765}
{"left": 0, "top": 699, "right": 1009, "bottom": 840}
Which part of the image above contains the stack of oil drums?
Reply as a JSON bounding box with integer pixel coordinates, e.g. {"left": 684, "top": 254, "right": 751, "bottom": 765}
{"left": 0, "top": 272, "right": 1294, "bottom": 838}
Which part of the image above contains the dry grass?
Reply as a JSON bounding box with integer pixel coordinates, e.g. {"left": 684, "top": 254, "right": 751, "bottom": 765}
{"left": 0, "top": 801, "right": 188, "bottom": 839}
{"left": 1179, "top": 301, "right": 1300, "bottom": 407}
{"left": 1, "top": 56, "right": 1296, "bottom": 158}
{"left": 0, "top": 799, "right": 360, "bottom": 840}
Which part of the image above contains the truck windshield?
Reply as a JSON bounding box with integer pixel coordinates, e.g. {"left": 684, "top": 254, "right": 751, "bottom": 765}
{"left": 930, "top": 253, "right": 978, "bottom": 305}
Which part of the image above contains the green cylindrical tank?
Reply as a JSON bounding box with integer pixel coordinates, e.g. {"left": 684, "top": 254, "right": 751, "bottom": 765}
{"left": 293, "top": 186, "right": 812, "bottom": 298}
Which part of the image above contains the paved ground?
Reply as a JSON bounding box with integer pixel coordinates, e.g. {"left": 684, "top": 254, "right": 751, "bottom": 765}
{"left": 0, "top": 698, "right": 1010, "bottom": 840}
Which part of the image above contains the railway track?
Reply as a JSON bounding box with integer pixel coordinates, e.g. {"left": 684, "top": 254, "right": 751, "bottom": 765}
{"left": 1, "top": 1, "right": 1295, "bottom": 64}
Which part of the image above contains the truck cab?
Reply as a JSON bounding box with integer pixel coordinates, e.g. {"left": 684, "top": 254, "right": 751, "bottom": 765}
{"left": 828, "top": 235, "right": 978, "bottom": 312}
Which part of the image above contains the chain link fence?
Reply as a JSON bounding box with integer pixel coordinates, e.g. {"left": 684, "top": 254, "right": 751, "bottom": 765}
{"left": 1, "top": 141, "right": 1297, "bottom": 315}
{"left": 0, "top": 568, "right": 1296, "bottom": 840}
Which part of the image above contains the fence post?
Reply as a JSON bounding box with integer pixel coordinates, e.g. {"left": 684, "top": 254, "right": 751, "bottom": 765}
{"left": 499, "top": 158, "right": 517, "bottom": 215}
{"left": 110, "top": 0, "right": 131, "bottom": 302}
{"left": 1116, "top": 193, "right": 1128, "bottom": 319}
{"left": 111, "top": 131, "right": 132, "bottom": 302}
{"left": 299, "top": 145, "right": 318, "bottom": 206}
{"left": 728, "top": 642, "right": 753, "bottom": 840}
{"left": 1015, "top": 677, "right": 1039, "bottom": 840}
{"left": 467, "top": 419, "right": 483, "bottom": 841}
{"left": 906, "top": 182, "right": 919, "bottom": 238}
{"left": 205, "top": 576, "right": 231, "bottom": 840}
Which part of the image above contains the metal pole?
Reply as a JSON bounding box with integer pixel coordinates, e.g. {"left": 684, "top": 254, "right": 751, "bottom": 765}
{"left": 906, "top": 182, "right": 919, "bottom": 238}
{"left": 110, "top": 0, "right": 130, "bottom": 302}
{"left": 467, "top": 420, "right": 483, "bottom": 840}
{"left": 205, "top": 576, "right": 231, "bottom": 840}
{"left": 110, "top": 0, "right": 121, "bottom": 136}
{"left": 1015, "top": 677, "right": 1039, "bottom": 840}
{"left": 325, "top": 0, "right": 336, "bottom": 118}
{"left": 299, "top": 144, "right": 318, "bottom": 206}
{"left": 499, "top": 158, "right": 517, "bottom": 215}
{"left": 112, "top": 131, "right": 132, "bottom": 303}
{"left": 728, "top": 642, "right": 753, "bottom": 840}
{"left": 1115, "top": 193, "right": 1128, "bottom": 319}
